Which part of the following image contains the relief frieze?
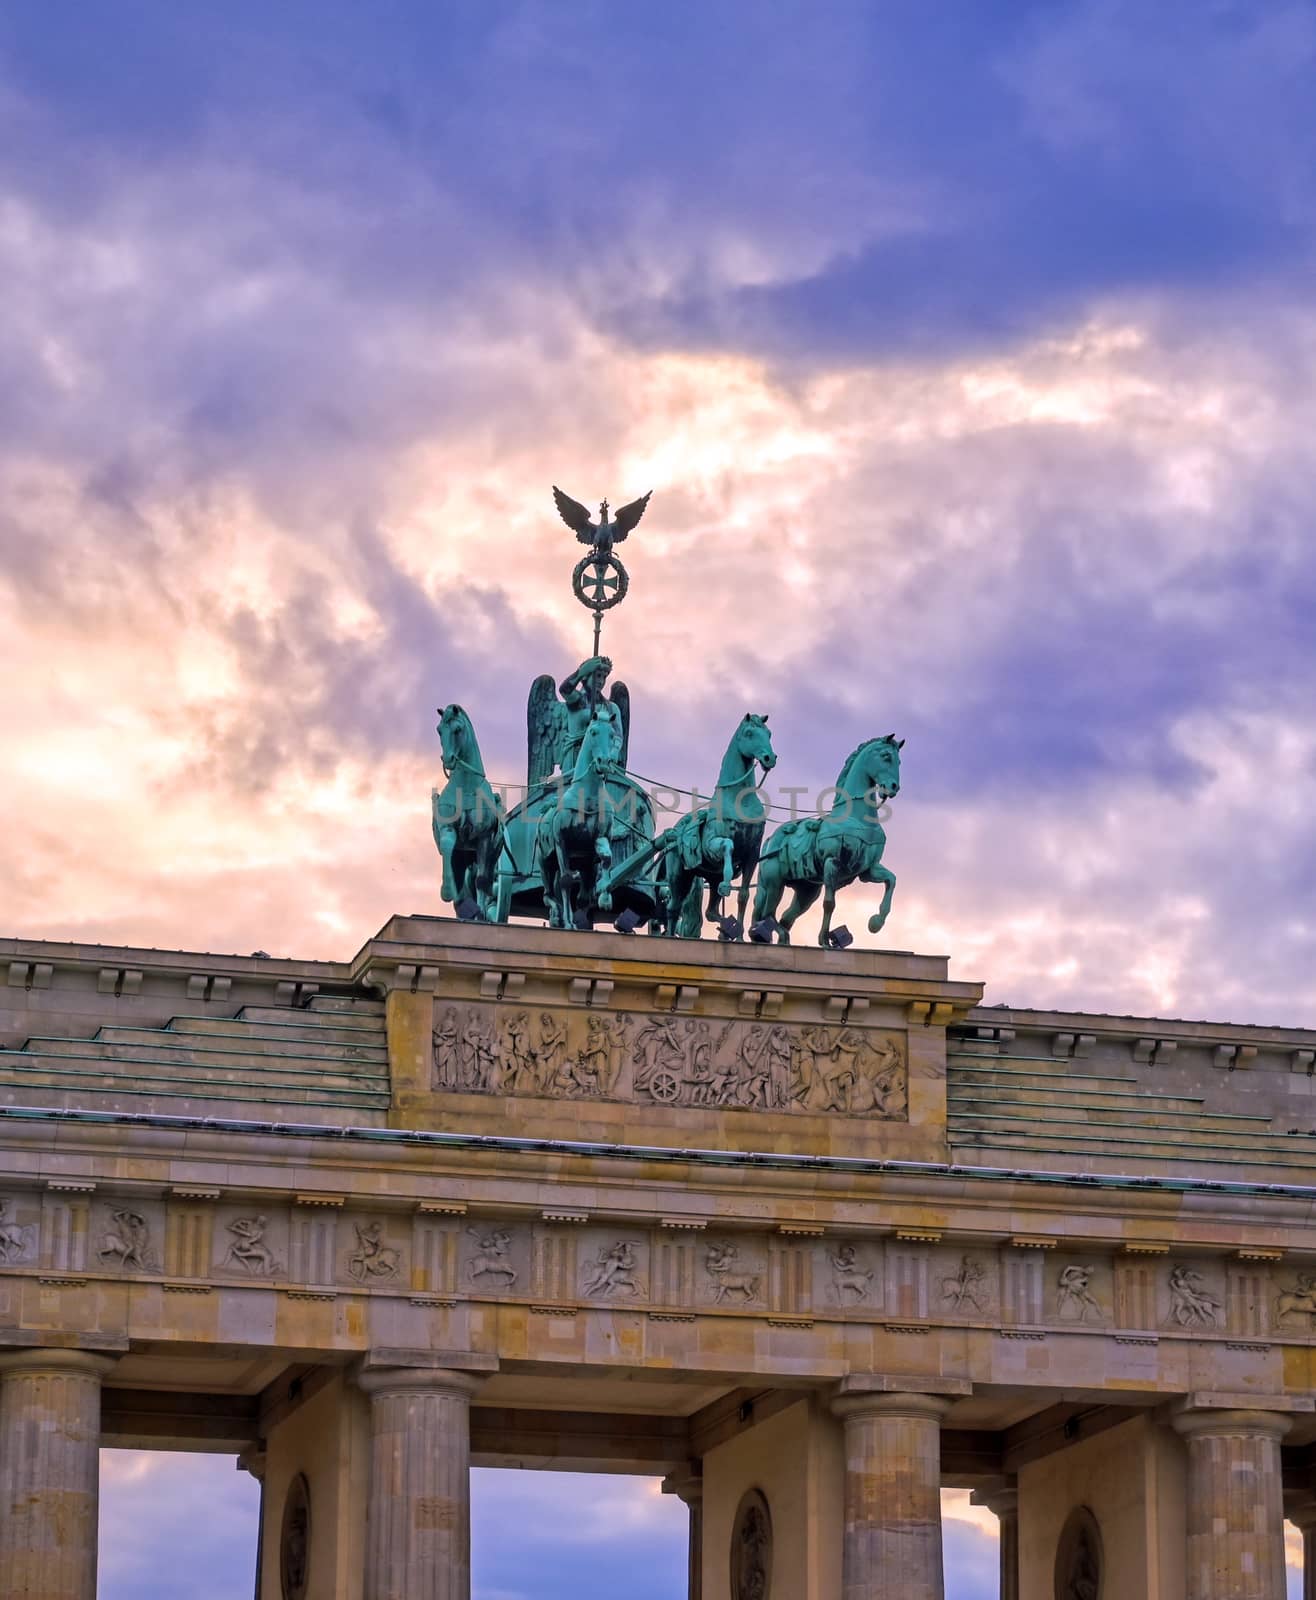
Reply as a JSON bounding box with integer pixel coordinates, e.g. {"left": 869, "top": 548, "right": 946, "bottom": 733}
{"left": 0, "top": 1198, "right": 36, "bottom": 1265}
{"left": 431, "top": 1002, "right": 908, "bottom": 1119}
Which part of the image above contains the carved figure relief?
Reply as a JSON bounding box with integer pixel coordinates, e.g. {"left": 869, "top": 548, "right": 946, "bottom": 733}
{"left": 0, "top": 1199, "right": 35, "bottom": 1264}
{"left": 731, "top": 1487, "right": 773, "bottom": 1600}
{"left": 828, "top": 1243, "right": 873, "bottom": 1304}
{"left": 1276, "top": 1272, "right": 1316, "bottom": 1325}
{"left": 942, "top": 1255, "right": 988, "bottom": 1314}
{"left": 1057, "top": 1264, "right": 1104, "bottom": 1324}
{"left": 223, "top": 1215, "right": 283, "bottom": 1276}
{"left": 280, "top": 1473, "right": 311, "bottom": 1600}
{"left": 346, "top": 1220, "right": 400, "bottom": 1283}
{"left": 431, "top": 1001, "right": 908, "bottom": 1120}
{"left": 466, "top": 1227, "right": 518, "bottom": 1288}
{"left": 1166, "top": 1264, "right": 1221, "bottom": 1329}
{"left": 1054, "top": 1506, "right": 1102, "bottom": 1600}
{"left": 97, "top": 1207, "right": 158, "bottom": 1272}
{"left": 705, "top": 1241, "right": 761, "bottom": 1305}
{"left": 582, "top": 1240, "right": 641, "bottom": 1298}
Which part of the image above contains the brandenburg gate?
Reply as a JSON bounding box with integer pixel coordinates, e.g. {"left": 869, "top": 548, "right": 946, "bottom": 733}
{"left": 3, "top": 492, "right": 1316, "bottom": 1600}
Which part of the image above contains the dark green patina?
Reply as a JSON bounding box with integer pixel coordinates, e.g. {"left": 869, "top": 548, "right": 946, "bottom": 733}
{"left": 433, "top": 489, "right": 904, "bottom": 946}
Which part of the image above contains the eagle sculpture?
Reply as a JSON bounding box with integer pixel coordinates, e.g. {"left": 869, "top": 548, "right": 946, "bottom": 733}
{"left": 552, "top": 486, "right": 652, "bottom": 556}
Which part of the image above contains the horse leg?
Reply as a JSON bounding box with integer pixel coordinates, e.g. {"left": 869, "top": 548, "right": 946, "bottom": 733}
{"left": 818, "top": 853, "right": 842, "bottom": 948}
{"left": 752, "top": 860, "right": 783, "bottom": 926}
{"left": 596, "top": 831, "right": 614, "bottom": 912}
{"left": 778, "top": 882, "right": 821, "bottom": 944}
{"left": 717, "top": 836, "right": 733, "bottom": 901}
{"left": 866, "top": 864, "right": 897, "bottom": 933}
{"left": 736, "top": 868, "right": 753, "bottom": 936}
{"left": 556, "top": 837, "right": 575, "bottom": 928}
{"left": 437, "top": 824, "right": 459, "bottom": 904}
{"left": 675, "top": 873, "right": 702, "bottom": 939}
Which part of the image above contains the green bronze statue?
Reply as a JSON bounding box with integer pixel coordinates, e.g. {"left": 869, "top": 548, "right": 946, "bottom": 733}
{"left": 527, "top": 655, "right": 631, "bottom": 783}
{"left": 658, "top": 714, "right": 777, "bottom": 937}
{"left": 433, "top": 704, "right": 504, "bottom": 917}
{"left": 536, "top": 709, "right": 630, "bottom": 929}
{"left": 752, "top": 735, "right": 903, "bottom": 946}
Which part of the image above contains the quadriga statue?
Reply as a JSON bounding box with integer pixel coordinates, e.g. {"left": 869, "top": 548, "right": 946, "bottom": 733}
{"left": 432, "top": 704, "right": 505, "bottom": 919}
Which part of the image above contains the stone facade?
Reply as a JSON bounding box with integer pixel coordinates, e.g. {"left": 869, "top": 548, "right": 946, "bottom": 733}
{"left": 2, "top": 915, "right": 1316, "bottom": 1597}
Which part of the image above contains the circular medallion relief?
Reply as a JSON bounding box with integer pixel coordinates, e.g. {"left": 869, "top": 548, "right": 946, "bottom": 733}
{"left": 1054, "top": 1505, "right": 1102, "bottom": 1600}
{"left": 280, "top": 1472, "right": 311, "bottom": 1600}
{"left": 730, "top": 1487, "right": 773, "bottom": 1600}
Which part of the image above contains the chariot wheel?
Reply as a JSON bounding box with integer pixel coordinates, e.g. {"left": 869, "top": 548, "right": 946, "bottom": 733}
{"left": 572, "top": 553, "right": 628, "bottom": 611}
{"left": 649, "top": 1069, "right": 681, "bottom": 1103}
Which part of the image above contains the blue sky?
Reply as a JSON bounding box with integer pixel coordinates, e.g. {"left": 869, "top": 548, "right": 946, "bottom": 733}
{"left": 5, "top": 2, "right": 1316, "bottom": 1594}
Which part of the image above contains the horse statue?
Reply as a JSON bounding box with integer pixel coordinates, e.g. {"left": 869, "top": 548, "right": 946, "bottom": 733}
{"left": 658, "top": 714, "right": 777, "bottom": 937}
{"left": 536, "top": 711, "right": 632, "bottom": 929}
{"left": 433, "top": 703, "right": 505, "bottom": 918}
{"left": 752, "top": 735, "right": 903, "bottom": 946}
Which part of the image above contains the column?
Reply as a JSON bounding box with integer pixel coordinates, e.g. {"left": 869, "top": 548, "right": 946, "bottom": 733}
{"left": 357, "top": 1364, "right": 481, "bottom": 1600}
{"left": 237, "top": 1445, "right": 267, "bottom": 1600}
{"left": 662, "top": 1467, "right": 703, "bottom": 1600}
{"left": 970, "top": 1480, "right": 1018, "bottom": 1600}
{"left": 831, "top": 1390, "right": 952, "bottom": 1600}
{"left": 0, "top": 1348, "right": 116, "bottom": 1600}
{"left": 1172, "top": 1408, "right": 1291, "bottom": 1600}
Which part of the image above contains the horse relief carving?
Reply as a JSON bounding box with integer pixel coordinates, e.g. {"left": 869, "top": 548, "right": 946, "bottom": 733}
{"left": 1276, "top": 1273, "right": 1316, "bottom": 1325}
{"left": 828, "top": 1243, "right": 873, "bottom": 1304}
{"left": 346, "top": 1220, "right": 401, "bottom": 1283}
{"left": 1166, "top": 1263, "right": 1221, "bottom": 1329}
{"left": 582, "top": 1240, "right": 642, "bottom": 1298}
{"left": 432, "top": 1001, "right": 908, "bottom": 1120}
{"left": 705, "top": 1241, "right": 761, "bottom": 1304}
{"left": 97, "top": 1207, "right": 158, "bottom": 1272}
{"left": 223, "top": 1215, "right": 283, "bottom": 1276}
{"left": 941, "top": 1255, "right": 988, "bottom": 1315}
{"left": 0, "top": 1199, "right": 35, "bottom": 1264}
{"left": 466, "top": 1227, "right": 518, "bottom": 1288}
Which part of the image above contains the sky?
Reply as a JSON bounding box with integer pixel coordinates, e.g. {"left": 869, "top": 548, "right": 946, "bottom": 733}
{"left": 4, "top": 0, "right": 1316, "bottom": 1594}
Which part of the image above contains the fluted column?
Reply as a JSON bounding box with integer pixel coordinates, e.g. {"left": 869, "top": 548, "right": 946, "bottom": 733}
{"left": 831, "top": 1390, "right": 952, "bottom": 1600}
{"left": 970, "top": 1481, "right": 1018, "bottom": 1600}
{"left": 358, "top": 1365, "right": 480, "bottom": 1600}
{"left": 0, "top": 1349, "right": 116, "bottom": 1600}
{"left": 662, "top": 1467, "right": 703, "bottom": 1600}
{"left": 1172, "top": 1408, "right": 1291, "bottom": 1600}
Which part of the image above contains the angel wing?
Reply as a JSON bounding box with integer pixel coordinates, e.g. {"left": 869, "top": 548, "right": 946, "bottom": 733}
{"left": 527, "top": 674, "right": 565, "bottom": 787}
{"left": 610, "top": 491, "right": 652, "bottom": 543}
{"left": 608, "top": 681, "right": 631, "bottom": 769}
{"left": 552, "top": 486, "right": 596, "bottom": 545}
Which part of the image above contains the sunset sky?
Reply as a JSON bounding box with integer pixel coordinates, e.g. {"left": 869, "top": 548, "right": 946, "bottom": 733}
{"left": 3, "top": 1, "right": 1315, "bottom": 1594}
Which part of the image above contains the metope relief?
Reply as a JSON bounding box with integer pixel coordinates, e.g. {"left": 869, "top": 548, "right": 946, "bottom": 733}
{"left": 460, "top": 1225, "right": 526, "bottom": 1293}
{"left": 97, "top": 1206, "right": 159, "bottom": 1272}
{"left": 1165, "top": 1263, "right": 1222, "bottom": 1330}
{"left": 580, "top": 1238, "right": 646, "bottom": 1300}
{"left": 940, "top": 1254, "right": 993, "bottom": 1318}
{"left": 1056, "top": 1263, "right": 1107, "bottom": 1325}
{"left": 702, "top": 1240, "right": 765, "bottom": 1307}
{"left": 0, "top": 1198, "right": 36, "bottom": 1264}
{"left": 221, "top": 1215, "right": 284, "bottom": 1277}
{"left": 827, "top": 1242, "right": 876, "bottom": 1306}
{"left": 1276, "top": 1273, "right": 1316, "bottom": 1327}
{"left": 431, "top": 1002, "right": 908, "bottom": 1120}
{"left": 345, "top": 1220, "right": 402, "bottom": 1284}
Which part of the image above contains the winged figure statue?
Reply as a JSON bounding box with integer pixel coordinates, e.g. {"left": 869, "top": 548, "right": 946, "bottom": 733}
{"left": 527, "top": 656, "right": 631, "bottom": 787}
{"left": 552, "top": 487, "right": 652, "bottom": 556}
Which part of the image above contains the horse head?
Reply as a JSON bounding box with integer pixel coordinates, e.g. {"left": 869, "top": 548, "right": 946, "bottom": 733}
{"left": 841, "top": 734, "right": 903, "bottom": 804}
{"left": 572, "top": 710, "right": 622, "bottom": 779}
{"left": 438, "top": 703, "right": 475, "bottom": 777}
{"left": 734, "top": 712, "right": 777, "bottom": 776}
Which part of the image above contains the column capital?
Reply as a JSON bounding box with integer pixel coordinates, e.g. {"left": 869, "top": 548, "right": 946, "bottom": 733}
{"left": 0, "top": 1348, "right": 118, "bottom": 1381}
{"left": 356, "top": 1365, "right": 485, "bottom": 1402}
{"left": 661, "top": 1466, "right": 703, "bottom": 1508}
{"left": 1171, "top": 1407, "right": 1294, "bottom": 1445}
{"left": 831, "top": 1387, "right": 955, "bottom": 1425}
{"left": 970, "top": 1480, "right": 1018, "bottom": 1520}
